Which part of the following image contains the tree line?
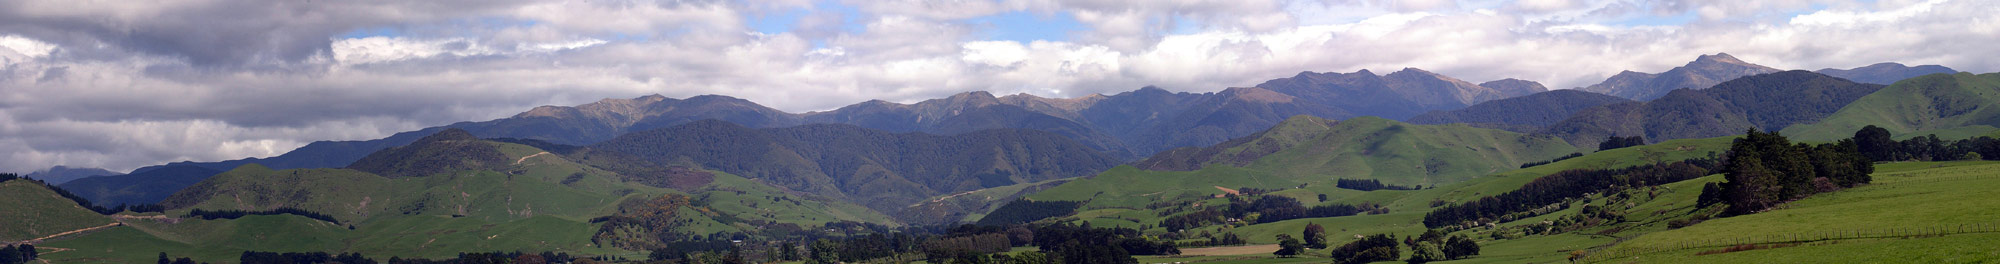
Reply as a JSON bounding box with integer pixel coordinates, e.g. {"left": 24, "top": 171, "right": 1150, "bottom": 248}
{"left": 1424, "top": 157, "right": 1719, "bottom": 228}
{"left": 1853, "top": 125, "right": 2000, "bottom": 162}
{"left": 1161, "top": 195, "right": 1384, "bottom": 231}
{"left": 187, "top": 207, "right": 340, "bottom": 224}
{"left": 1335, "top": 179, "right": 1420, "bottom": 191}
{"left": 1699, "top": 128, "right": 1874, "bottom": 216}
{"left": 0, "top": 244, "right": 37, "bottom": 264}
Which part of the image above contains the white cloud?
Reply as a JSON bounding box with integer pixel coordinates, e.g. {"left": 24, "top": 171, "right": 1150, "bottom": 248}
{"left": 0, "top": 35, "right": 59, "bottom": 59}
{"left": 1790, "top": 0, "right": 1946, "bottom": 27}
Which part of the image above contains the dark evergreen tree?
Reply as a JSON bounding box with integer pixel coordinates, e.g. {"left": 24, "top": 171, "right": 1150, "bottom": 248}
{"left": 1303, "top": 223, "right": 1328, "bottom": 249}
{"left": 1273, "top": 234, "right": 1303, "bottom": 257}
{"left": 1443, "top": 235, "right": 1480, "bottom": 259}
{"left": 1854, "top": 125, "right": 1896, "bottom": 161}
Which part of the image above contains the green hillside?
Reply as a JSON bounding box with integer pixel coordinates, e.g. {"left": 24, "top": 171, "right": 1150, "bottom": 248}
{"left": 1020, "top": 115, "right": 1609, "bottom": 233}
{"left": 33, "top": 133, "right": 895, "bottom": 263}
{"left": 1583, "top": 161, "right": 2000, "bottom": 263}
{"left": 0, "top": 179, "right": 116, "bottom": 242}
{"left": 1133, "top": 115, "right": 1578, "bottom": 186}
{"left": 1012, "top": 130, "right": 2000, "bottom": 263}
{"left": 1005, "top": 134, "right": 1733, "bottom": 262}
{"left": 1785, "top": 72, "right": 2000, "bottom": 141}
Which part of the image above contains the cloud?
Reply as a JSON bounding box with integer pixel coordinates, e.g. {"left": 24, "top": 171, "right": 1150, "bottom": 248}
{"left": 3, "top": 0, "right": 1999, "bottom": 174}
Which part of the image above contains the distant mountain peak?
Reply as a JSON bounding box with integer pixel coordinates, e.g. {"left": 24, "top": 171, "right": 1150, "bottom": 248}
{"left": 1687, "top": 53, "right": 1778, "bottom": 71}
{"left": 1392, "top": 67, "right": 1437, "bottom": 75}
{"left": 1478, "top": 78, "right": 1550, "bottom": 96}
{"left": 1695, "top": 53, "right": 1744, "bottom": 64}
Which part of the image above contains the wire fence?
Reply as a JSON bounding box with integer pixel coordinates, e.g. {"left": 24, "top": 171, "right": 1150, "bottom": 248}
{"left": 1579, "top": 222, "right": 2000, "bottom": 262}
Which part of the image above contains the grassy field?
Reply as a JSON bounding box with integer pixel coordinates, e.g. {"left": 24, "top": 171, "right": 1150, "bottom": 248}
{"left": 1579, "top": 161, "right": 2000, "bottom": 263}
{"left": 1783, "top": 72, "right": 2000, "bottom": 142}
{"left": 0, "top": 180, "right": 115, "bottom": 242}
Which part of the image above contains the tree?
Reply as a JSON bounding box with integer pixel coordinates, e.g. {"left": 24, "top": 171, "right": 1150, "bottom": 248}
{"left": 1303, "top": 223, "right": 1328, "bottom": 249}
{"left": 0, "top": 245, "right": 20, "bottom": 264}
{"left": 1332, "top": 234, "right": 1400, "bottom": 264}
{"left": 1443, "top": 235, "right": 1480, "bottom": 259}
{"left": 1407, "top": 242, "right": 1444, "bottom": 264}
{"left": 1854, "top": 125, "right": 1895, "bottom": 161}
{"left": 159, "top": 252, "right": 171, "bottom": 264}
{"left": 808, "top": 239, "right": 841, "bottom": 264}
{"left": 1274, "top": 234, "right": 1303, "bottom": 258}
{"left": 1965, "top": 152, "right": 1984, "bottom": 161}
{"left": 1598, "top": 135, "right": 1647, "bottom": 151}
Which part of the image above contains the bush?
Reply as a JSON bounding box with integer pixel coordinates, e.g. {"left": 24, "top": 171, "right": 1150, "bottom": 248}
{"left": 1330, "top": 234, "right": 1400, "bottom": 264}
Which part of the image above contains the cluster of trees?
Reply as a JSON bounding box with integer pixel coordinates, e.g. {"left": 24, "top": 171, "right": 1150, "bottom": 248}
{"left": 1274, "top": 223, "right": 1332, "bottom": 258}
{"left": 1329, "top": 234, "right": 1400, "bottom": 264}
{"left": 1162, "top": 195, "right": 1383, "bottom": 231}
{"left": 238, "top": 251, "right": 372, "bottom": 264}
{"left": 1854, "top": 125, "right": 2000, "bottom": 162}
{"left": 1518, "top": 152, "right": 1584, "bottom": 168}
{"left": 0, "top": 245, "right": 37, "bottom": 264}
{"left": 974, "top": 199, "right": 1082, "bottom": 226}
{"left": 1404, "top": 229, "right": 1480, "bottom": 263}
{"left": 921, "top": 233, "right": 1013, "bottom": 263}
{"left": 593, "top": 194, "right": 702, "bottom": 250}
{"left": 187, "top": 208, "right": 340, "bottom": 223}
{"left": 1598, "top": 135, "right": 1647, "bottom": 151}
{"left": 1030, "top": 223, "right": 1177, "bottom": 264}
{"left": 1335, "top": 179, "right": 1419, "bottom": 191}
{"left": 388, "top": 251, "right": 582, "bottom": 264}
{"left": 645, "top": 239, "right": 742, "bottom": 262}
{"left": 1170, "top": 230, "right": 1246, "bottom": 248}
{"left": 803, "top": 233, "right": 923, "bottom": 263}
{"left": 1424, "top": 157, "right": 1719, "bottom": 228}
{"left": 1699, "top": 129, "right": 1873, "bottom": 215}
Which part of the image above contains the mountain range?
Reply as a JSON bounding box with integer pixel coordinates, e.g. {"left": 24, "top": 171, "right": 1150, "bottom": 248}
{"left": 1539, "top": 70, "right": 1885, "bottom": 148}
{"left": 21, "top": 166, "right": 117, "bottom": 185}
{"left": 574, "top": 120, "right": 1122, "bottom": 224}
{"left": 1407, "top": 89, "right": 1633, "bottom": 133}
{"left": 1815, "top": 62, "right": 1959, "bottom": 85}
{"left": 1578, "top": 53, "right": 1782, "bottom": 101}
{"left": 31, "top": 54, "right": 1967, "bottom": 226}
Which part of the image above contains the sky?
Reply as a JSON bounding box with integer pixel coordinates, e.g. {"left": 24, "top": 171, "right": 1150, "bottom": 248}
{"left": 1, "top": 0, "right": 1995, "bottom": 174}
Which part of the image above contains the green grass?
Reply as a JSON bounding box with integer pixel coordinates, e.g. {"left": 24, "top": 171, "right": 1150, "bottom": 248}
{"left": 1581, "top": 161, "right": 2000, "bottom": 263}
{"left": 1012, "top": 133, "right": 1740, "bottom": 263}
{"left": 0, "top": 180, "right": 115, "bottom": 241}
{"left": 1783, "top": 72, "right": 2000, "bottom": 142}
{"left": 29, "top": 139, "right": 900, "bottom": 263}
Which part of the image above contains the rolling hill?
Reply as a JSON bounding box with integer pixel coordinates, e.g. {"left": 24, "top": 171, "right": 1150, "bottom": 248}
{"left": 1783, "top": 72, "right": 2000, "bottom": 141}
{"left": 1541, "top": 70, "right": 1883, "bottom": 149}
{"left": 580, "top": 120, "right": 1122, "bottom": 224}
{"left": 0, "top": 178, "right": 115, "bottom": 242}
{"left": 1578, "top": 53, "right": 1782, "bottom": 101}
{"left": 27, "top": 130, "right": 897, "bottom": 262}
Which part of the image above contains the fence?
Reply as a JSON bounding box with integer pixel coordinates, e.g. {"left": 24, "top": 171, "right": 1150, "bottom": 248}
{"left": 1579, "top": 222, "right": 2000, "bottom": 263}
